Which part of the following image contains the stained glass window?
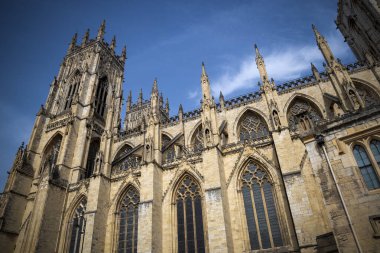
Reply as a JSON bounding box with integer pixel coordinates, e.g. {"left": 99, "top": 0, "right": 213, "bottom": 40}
{"left": 68, "top": 198, "right": 87, "bottom": 253}
{"left": 241, "top": 163, "right": 283, "bottom": 250}
{"left": 117, "top": 186, "right": 139, "bottom": 253}
{"left": 287, "top": 99, "right": 322, "bottom": 133}
{"left": 353, "top": 145, "right": 380, "bottom": 190}
{"left": 176, "top": 175, "right": 205, "bottom": 253}
{"left": 239, "top": 111, "right": 269, "bottom": 142}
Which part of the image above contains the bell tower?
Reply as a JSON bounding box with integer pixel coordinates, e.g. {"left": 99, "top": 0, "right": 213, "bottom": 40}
{"left": 0, "top": 21, "right": 126, "bottom": 253}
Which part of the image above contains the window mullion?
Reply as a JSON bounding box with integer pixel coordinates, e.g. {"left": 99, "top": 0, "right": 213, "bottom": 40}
{"left": 183, "top": 198, "right": 188, "bottom": 253}
{"left": 192, "top": 197, "right": 198, "bottom": 253}
{"left": 249, "top": 185, "right": 262, "bottom": 249}
{"left": 260, "top": 185, "right": 275, "bottom": 248}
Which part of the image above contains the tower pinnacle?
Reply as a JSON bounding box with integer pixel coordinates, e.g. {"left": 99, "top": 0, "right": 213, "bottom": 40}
{"left": 200, "top": 62, "right": 212, "bottom": 102}
{"left": 68, "top": 33, "right": 77, "bottom": 52}
{"left": 97, "top": 20, "right": 106, "bottom": 41}
{"left": 110, "top": 35, "right": 116, "bottom": 52}
{"left": 312, "top": 24, "right": 335, "bottom": 66}
{"left": 81, "top": 29, "right": 89, "bottom": 46}
{"left": 254, "top": 44, "right": 269, "bottom": 83}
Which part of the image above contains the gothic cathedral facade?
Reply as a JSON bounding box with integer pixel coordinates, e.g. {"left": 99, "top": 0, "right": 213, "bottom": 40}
{"left": 1, "top": 1, "right": 380, "bottom": 252}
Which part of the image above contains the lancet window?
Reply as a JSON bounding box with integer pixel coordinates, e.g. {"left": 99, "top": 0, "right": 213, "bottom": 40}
{"left": 287, "top": 99, "right": 322, "bottom": 133}
{"left": 85, "top": 139, "right": 100, "bottom": 178}
{"left": 240, "top": 162, "right": 283, "bottom": 250}
{"left": 117, "top": 186, "right": 140, "bottom": 253}
{"left": 64, "top": 74, "right": 81, "bottom": 110}
{"left": 176, "top": 175, "right": 205, "bottom": 253}
{"left": 40, "top": 135, "right": 62, "bottom": 177}
{"left": 95, "top": 76, "right": 108, "bottom": 117}
{"left": 238, "top": 111, "right": 269, "bottom": 142}
{"left": 68, "top": 198, "right": 87, "bottom": 253}
{"left": 353, "top": 143, "right": 380, "bottom": 190}
{"left": 113, "top": 145, "right": 141, "bottom": 174}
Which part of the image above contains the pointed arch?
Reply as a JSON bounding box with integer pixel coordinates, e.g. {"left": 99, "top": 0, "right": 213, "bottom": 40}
{"left": 283, "top": 93, "right": 325, "bottom": 118}
{"left": 63, "top": 70, "right": 82, "bottom": 111}
{"left": 94, "top": 75, "right": 109, "bottom": 117}
{"left": 113, "top": 142, "right": 136, "bottom": 162}
{"left": 187, "top": 120, "right": 202, "bottom": 146}
{"left": 188, "top": 121, "right": 204, "bottom": 152}
{"left": 39, "top": 132, "right": 63, "bottom": 175}
{"left": 234, "top": 108, "right": 270, "bottom": 142}
{"left": 352, "top": 79, "right": 380, "bottom": 107}
{"left": 112, "top": 143, "right": 142, "bottom": 174}
{"left": 65, "top": 194, "right": 87, "bottom": 253}
{"left": 84, "top": 138, "right": 100, "bottom": 178}
{"left": 172, "top": 172, "right": 206, "bottom": 253}
{"left": 285, "top": 94, "right": 324, "bottom": 133}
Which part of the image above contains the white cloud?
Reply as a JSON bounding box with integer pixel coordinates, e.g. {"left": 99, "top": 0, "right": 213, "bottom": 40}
{"left": 210, "top": 33, "right": 352, "bottom": 98}
{"left": 188, "top": 90, "right": 199, "bottom": 99}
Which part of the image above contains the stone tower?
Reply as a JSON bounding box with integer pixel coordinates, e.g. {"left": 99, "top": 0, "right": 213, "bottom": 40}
{"left": 0, "top": 21, "right": 126, "bottom": 253}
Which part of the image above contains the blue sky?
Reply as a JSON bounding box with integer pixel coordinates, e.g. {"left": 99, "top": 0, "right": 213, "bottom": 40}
{"left": 0, "top": 0, "right": 355, "bottom": 188}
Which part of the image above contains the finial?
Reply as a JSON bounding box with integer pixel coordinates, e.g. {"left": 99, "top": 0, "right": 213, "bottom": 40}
{"left": 110, "top": 35, "right": 116, "bottom": 52}
{"left": 97, "top": 20, "right": 106, "bottom": 41}
{"left": 312, "top": 24, "right": 323, "bottom": 40}
{"left": 121, "top": 45, "right": 127, "bottom": 63}
{"left": 82, "top": 29, "right": 89, "bottom": 46}
{"left": 219, "top": 91, "right": 224, "bottom": 100}
{"left": 160, "top": 92, "right": 164, "bottom": 106}
{"left": 311, "top": 62, "right": 321, "bottom": 81}
{"left": 126, "top": 90, "right": 132, "bottom": 112}
{"left": 165, "top": 98, "right": 169, "bottom": 114}
{"left": 138, "top": 88, "right": 143, "bottom": 105}
{"left": 201, "top": 62, "right": 207, "bottom": 76}
{"left": 68, "top": 33, "right": 78, "bottom": 51}
{"left": 254, "top": 44, "right": 262, "bottom": 58}
{"left": 152, "top": 78, "right": 158, "bottom": 95}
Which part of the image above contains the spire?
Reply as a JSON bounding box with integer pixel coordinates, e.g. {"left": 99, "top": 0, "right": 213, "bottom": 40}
{"left": 68, "top": 33, "right": 77, "bottom": 52}
{"left": 110, "top": 35, "right": 116, "bottom": 52}
{"left": 120, "top": 45, "right": 127, "bottom": 63}
{"left": 219, "top": 91, "right": 225, "bottom": 110}
{"left": 312, "top": 24, "right": 335, "bottom": 66}
{"left": 254, "top": 44, "right": 269, "bottom": 83}
{"left": 127, "top": 90, "right": 132, "bottom": 112}
{"left": 138, "top": 88, "right": 143, "bottom": 106}
{"left": 165, "top": 98, "right": 170, "bottom": 114}
{"left": 311, "top": 63, "right": 321, "bottom": 81}
{"left": 81, "top": 29, "right": 89, "bottom": 46}
{"left": 178, "top": 104, "right": 183, "bottom": 122}
{"left": 97, "top": 20, "right": 106, "bottom": 41}
{"left": 200, "top": 62, "right": 212, "bottom": 102}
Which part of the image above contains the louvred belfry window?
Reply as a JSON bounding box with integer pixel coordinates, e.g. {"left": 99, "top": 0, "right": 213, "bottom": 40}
{"left": 176, "top": 175, "right": 205, "bottom": 253}
{"left": 240, "top": 162, "right": 283, "bottom": 250}
{"left": 64, "top": 74, "right": 81, "bottom": 110}
{"left": 95, "top": 76, "right": 108, "bottom": 117}
{"left": 117, "top": 186, "right": 140, "bottom": 253}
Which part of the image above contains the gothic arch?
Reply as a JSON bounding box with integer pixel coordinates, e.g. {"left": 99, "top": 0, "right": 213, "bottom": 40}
{"left": 41, "top": 132, "right": 64, "bottom": 155}
{"left": 170, "top": 170, "right": 204, "bottom": 204}
{"left": 352, "top": 79, "right": 380, "bottom": 107}
{"left": 112, "top": 142, "right": 136, "bottom": 162}
{"left": 162, "top": 131, "right": 174, "bottom": 139}
{"left": 233, "top": 107, "right": 270, "bottom": 135}
{"left": 187, "top": 120, "right": 202, "bottom": 147}
{"left": 283, "top": 93, "right": 325, "bottom": 119}
{"left": 39, "top": 132, "right": 63, "bottom": 176}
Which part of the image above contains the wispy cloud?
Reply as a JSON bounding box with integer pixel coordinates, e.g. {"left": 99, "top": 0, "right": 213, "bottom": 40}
{"left": 210, "top": 32, "right": 352, "bottom": 98}
{"left": 188, "top": 90, "right": 199, "bottom": 100}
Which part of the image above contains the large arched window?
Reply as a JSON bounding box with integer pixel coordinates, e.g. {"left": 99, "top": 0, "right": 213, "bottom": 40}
{"left": 85, "top": 139, "right": 100, "bottom": 178}
{"left": 95, "top": 76, "right": 108, "bottom": 117}
{"left": 353, "top": 145, "right": 380, "bottom": 190}
{"left": 40, "top": 134, "right": 62, "bottom": 177}
{"left": 67, "top": 198, "right": 87, "bottom": 253}
{"left": 238, "top": 111, "right": 269, "bottom": 142}
{"left": 117, "top": 186, "right": 140, "bottom": 253}
{"left": 176, "top": 175, "right": 205, "bottom": 253}
{"left": 354, "top": 82, "right": 379, "bottom": 108}
{"left": 287, "top": 98, "right": 322, "bottom": 133}
{"left": 64, "top": 73, "right": 81, "bottom": 111}
{"left": 240, "top": 162, "right": 283, "bottom": 250}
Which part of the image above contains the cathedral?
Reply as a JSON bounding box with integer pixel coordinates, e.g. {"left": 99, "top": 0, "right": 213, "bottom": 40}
{"left": 0, "top": 1, "right": 380, "bottom": 252}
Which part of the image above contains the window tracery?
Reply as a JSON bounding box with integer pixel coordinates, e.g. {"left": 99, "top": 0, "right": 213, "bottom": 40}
{"left": 162, "top": 134, "right": 175, "bottom": 163}
{"left": 240, "top": 162, "right": 283, "bottom": 250}
{"left": 68, "top": 198, "right": 87, "bottom": 253}
{"left": 176, "top": 175, "right": 205, "bottom": 253}
{"left": 192, "top": 126, "right": 204, "bottom": 152}
{"left": 354, "top": 84, "right": 379, "bottom": 108}
{"left": 113, "top": 145, "right": 141, "bottom": 173}
{"left": 287, "top": 99, "right": 322, "bottom": 133}
{"left": 40, "top": 135, "right": 62, "bottom": 177}
{"left": 238, "top": 111, "right": 269, "bottom": 141}
{"left": 117, "top": 186, "right": 139, "bottom": 253}
{"left": 64, "top": 74, "right": 81, "bottom": 111}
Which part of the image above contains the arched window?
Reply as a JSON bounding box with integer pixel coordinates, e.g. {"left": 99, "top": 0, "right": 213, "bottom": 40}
{"left": 240, "top": 162, "right": 283, "bottom": 250}
{"left": 68, "top": 198, "right": 87, "bottom": 253}
{"left": 162, "top": 134, "right": 175, "bottom": 163}
{"left": 85, "top": 139, "right": 100, "bottom": 178}
{"left": 354, "top": 83, "right": 379, "bottom": 108}
{"left": 40, "top": 135, "right": 62, "bottom": 177}
{"left": 370, "top": 140, "right": 380, "bottom": 166}
{"left": 287, "top": 99, "right": 322, "bottom": 133}
{"left": 353, "top": 145, "right": 380, "bottom": 190}
{"left": 117, "top": 186, "right": 140, "bottom": 253}
{"left": 112, "top": 145, "right": 141, "bottom": 174}
{"left": 238, "top": 111, "right": 269, "bottom": 142}
{"left": 192, "top": 125, "right": 204, "bottom": 152}
{"left": 64, "top": 74, "right": 81, "bottom": 111}
{"left": 176, "top": 175, "right": 205, "bottom": 253}
{"left": 95, "top": 76, "right": 108, "bottom": 117}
